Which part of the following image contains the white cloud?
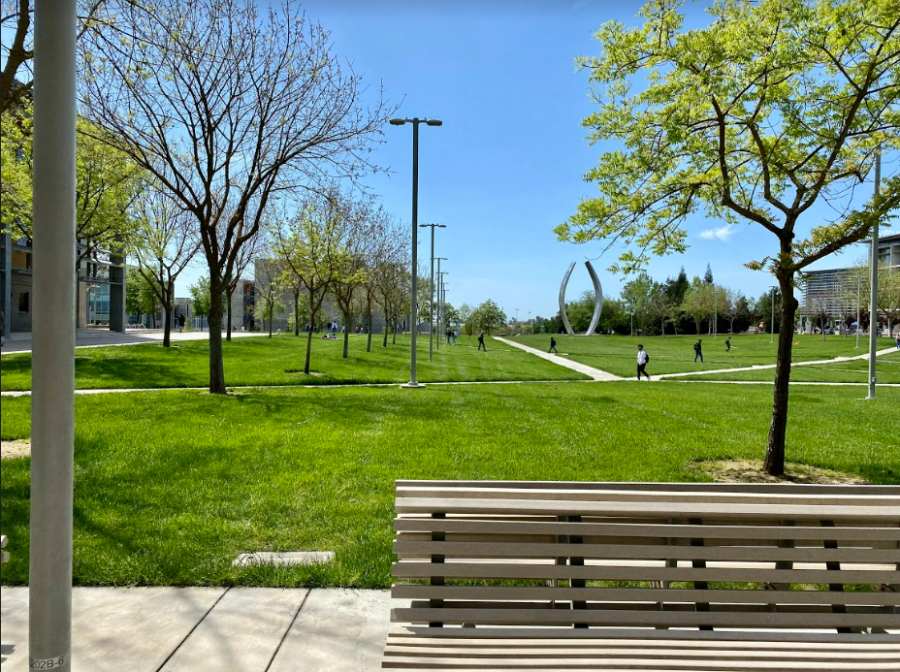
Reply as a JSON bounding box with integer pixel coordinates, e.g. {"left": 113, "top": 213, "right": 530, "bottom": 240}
{"left": 699, "top": 226, "right": 737, "bottom": 242}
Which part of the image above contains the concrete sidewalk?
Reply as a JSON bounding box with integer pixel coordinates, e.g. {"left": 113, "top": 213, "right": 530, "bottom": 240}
{"left": 0, "top": 586, "right": 391, "bottom": 672}
{"left": 494, "top": 337, "right": 621, "bottom": 381}
{"left": 0, "top": 329, "right": 268, "bottom": 355}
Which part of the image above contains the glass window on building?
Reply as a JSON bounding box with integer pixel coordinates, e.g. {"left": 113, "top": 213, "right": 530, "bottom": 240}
{"left": 18, "top": 292, "right": 29, "bottom": 313}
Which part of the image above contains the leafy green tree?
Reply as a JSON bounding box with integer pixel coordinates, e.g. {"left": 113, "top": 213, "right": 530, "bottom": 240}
{"left": 470, "top": 300, "right": 507, "bottom": 335}
{"left": 126, "top": 267, "right": 158, "bottom": 321}
{"left": 1, "top": 102, "right": 141, "bottom": 262}
{"left": 556, "top": 0, "right": 899, "bottom": 475}
{"left": 597, "top": 298, "right": 630, "bottom": 335}
{"left": 621, "top": 272, "right": 660, "bottom": 335}
{"left": 189, "top": 277, "right": 214, "bottom": 329}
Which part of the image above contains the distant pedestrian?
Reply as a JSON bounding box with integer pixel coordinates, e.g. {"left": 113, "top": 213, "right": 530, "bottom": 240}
{"left": 178, "top": 314, "right": 186, "bottom": 333}
{"left": 446, "top": 328, "right": 452, "bottom": 345}
{"left": 725, "top": 336, "right": 731, "bottom": 352}
{"left": 636, "top": 344, "right": 650, "bottom": 381}
{"left": 896, "top": 333, "right": 900, "bottom": 350}
{"left": 478, "top": 331, "right": 487, "bottom": 351}
{"left": 694, "top": 339, "right": 704, "bottom": 363}
{"left": 549, "top": 337, "right": 558, "bottom": 353}
{"left": 452, "top": 329, "right": 458, "bottom": 344}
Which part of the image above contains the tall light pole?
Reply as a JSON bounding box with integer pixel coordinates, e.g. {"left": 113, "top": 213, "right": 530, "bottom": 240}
{"left": 867, "top": 146, "right": 881, "bottom": 400}
{"left": 856, "top": 276, "right": 861, "bottom": 349}
{"left": 390, "top": 117, "right": 442, "bottom": 388}
{"left": 770, "top": 286, "right": 777, "bottom": 344}
{"left": 419, "top": 223, "right": 446, "bottom": 362}
{"left": 435, "top": 258, "right": 447, "bottom": 349}
{"left": 31, "top": 3, "right": 77, "bottom": 671}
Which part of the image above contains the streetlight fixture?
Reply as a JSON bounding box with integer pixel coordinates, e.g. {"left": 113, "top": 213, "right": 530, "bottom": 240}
{"left": 389, "top": 117, "right": 443, "bottom": 388}
{"left": 419, "top": 223, "right": 446, "bottom": 362}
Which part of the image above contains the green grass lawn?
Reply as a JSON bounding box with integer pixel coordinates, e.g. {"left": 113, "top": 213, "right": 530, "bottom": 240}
{"left": 0, "top": 333, "right": 586, "bottom": 391}
{"left": 2, "top": 382, "right": 897, "bottom": 588}
{"left": 675, "top": 349, "right": 900, "bottom": 383}
{"left": 510, "top": 333, "right": 898, "bottom": 378}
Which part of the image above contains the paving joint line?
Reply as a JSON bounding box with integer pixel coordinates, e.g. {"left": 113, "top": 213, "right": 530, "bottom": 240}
{"left": 263, "top": 588, "right": 311, "bottom": 672}
{"left": 155, "top": 586, "right": 231, "bottom": 672}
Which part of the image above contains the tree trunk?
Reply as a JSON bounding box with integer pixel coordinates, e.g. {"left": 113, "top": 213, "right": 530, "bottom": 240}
{"left": 383, "top": 322, "right": 388, "bottom": 348}
{"left": 763, "top": 277, "right": 799, "bottom": 476}
{"left": 226, "top": 288, "right": 234, "bottom": 342}
{"left": 162, "top": 300, "right": 172, "bottom": 347}
{"left": 207, "top": 274, "right": 227, "bottom": 394}
{"left": 342, "top": 309, "right": 350, "bottom": 358}
{"left": 366, "top": 302, "right": 373, "bottom": 352}
{"left": 304, "top": 324, "right": 314, "bottom": 374}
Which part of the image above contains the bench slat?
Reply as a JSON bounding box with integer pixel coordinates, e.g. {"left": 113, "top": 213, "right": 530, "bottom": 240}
{"left": 395, "top": 498, "right": 900, "bottom": 521}
{"left": 391, "top": 607, "right": 900, "bottom": 629}
{"left": 392, "top": 561, "right": 900, "bottom": 585}
{"left": 396, "top": 481, "right": 900, "bottom": 495}
{"left": 397, "top": 486, "right": 900, "bottom": 507}
{"left": 394, "top": 519, "right": 900, "bottom": 542}
{"left": 391, "top": 585, "right": 900, "bottom": 607}
{"left": 392, "top": 540, "right": 900, "bottom": 564}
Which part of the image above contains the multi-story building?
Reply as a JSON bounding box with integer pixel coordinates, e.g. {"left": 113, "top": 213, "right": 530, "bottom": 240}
{"left": 1, "top": 233, "right": 126, "bottom": 337}
{"left": 801, "top": 232, "right": 899, "bottom": 332}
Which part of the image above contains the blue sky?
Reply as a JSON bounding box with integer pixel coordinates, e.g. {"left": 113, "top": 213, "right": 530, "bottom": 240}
{"left": 144, "top": 1, "right": 898, "bottom": 316}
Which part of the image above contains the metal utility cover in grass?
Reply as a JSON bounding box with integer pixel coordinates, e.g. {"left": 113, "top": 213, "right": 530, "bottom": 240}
{"left": 232, "top": 551, "right": 334, "bottom": 567}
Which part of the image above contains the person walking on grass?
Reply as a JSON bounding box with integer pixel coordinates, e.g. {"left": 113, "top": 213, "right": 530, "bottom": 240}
{"left": 725, "top": 336, "right": 731, "bottom": 352}
{"left": 549, "top": 336, "right": 558, "bottom": 353}
{"left": 694, "top": 338, "right": 704, "bottom": 363}
{"left": 478, "top": 331, "right": 487, "bottom": 351}
{"left": 636, "top": 344, "right": 650, "bottom": 381}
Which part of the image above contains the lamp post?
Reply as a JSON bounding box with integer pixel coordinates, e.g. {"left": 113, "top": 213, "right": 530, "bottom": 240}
{"left": 419, "top": 224, "right": 446, "bottom": 362}
{"left": 856, "top": 276, "right": 861, "bottom": 349}
{"left": 435, "top": 258, "right": 447, "bottom": 349}
{"left": 867, "top": 146, "right": 881, "bottom": 400}
{"left": 390, "top": 117, "right": 442, "bottom": 388}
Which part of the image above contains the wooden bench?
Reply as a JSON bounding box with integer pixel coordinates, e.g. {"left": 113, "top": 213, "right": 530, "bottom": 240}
{"left": 385, "top": 480, "right": 900, "bottom": 671}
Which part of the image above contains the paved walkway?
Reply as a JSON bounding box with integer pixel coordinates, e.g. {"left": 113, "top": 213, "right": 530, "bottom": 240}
{"left": 494, "top": 337, "right": 622, "bottom": 381}
{"left": 0, "top": 329, "right": 267, "bottom": 355}
{"left": 0, "top": 586, "right": 391, "bottom": 672}
{"left": 656, "top": 346, "right": 899, "bottom": 380}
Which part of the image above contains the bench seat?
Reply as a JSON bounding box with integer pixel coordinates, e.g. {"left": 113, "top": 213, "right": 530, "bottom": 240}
{"left": 384, "top": 481, "right": 900, "bottom": 670}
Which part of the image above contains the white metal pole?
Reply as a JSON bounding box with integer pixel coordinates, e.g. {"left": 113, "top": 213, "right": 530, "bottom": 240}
{"left": 436, "top": 258, "right": 442, "bottom": 351}
{"left": 867, "top": 147, "right": 881, "bottom": 400}
{"left": 428, "top": 226, "right": 435, "bottom": 362}
{"left": 856, "top": 276, "right": 861, "bottom": 349}
{"left": 30, "top": 2, "right": 77, "bottom": 671}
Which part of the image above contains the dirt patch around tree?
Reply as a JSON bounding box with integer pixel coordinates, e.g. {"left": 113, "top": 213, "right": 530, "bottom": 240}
{"left": 689, "top": 459, "right": 868, "bottom": 485}
{"left": 1, "top": 440, "right": 31, "bottom": 460}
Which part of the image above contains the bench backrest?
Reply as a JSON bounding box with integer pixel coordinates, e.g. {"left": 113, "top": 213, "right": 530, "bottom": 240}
{"left": 391, "top": 481, "right": 900, "bottom": 638}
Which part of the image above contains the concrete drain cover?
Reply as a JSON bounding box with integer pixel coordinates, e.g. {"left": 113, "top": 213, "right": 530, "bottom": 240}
{"left": 232, "top": 551, "right": 334, "bottom": 567}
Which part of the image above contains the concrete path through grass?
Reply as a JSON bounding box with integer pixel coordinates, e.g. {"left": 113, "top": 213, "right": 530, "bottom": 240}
{"left": 494, "top": 337, "right": 622, "bottom": 381}
{"left": 656, "top": 346, "right": 898, "bottom": 380}
{"left": 0, "top": 586, "right": 391, "bottom": 672}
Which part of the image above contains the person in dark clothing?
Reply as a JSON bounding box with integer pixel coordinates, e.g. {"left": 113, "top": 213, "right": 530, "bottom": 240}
{"left": 178, "top": 314, "right": 186, "bottom": 333}
{"left": 446, "top": 328, "right": 452, "bottom": 345}
{"left": 636, "top": 344, "right": 650, "bottom": 380}
{"left": 549, "top": 337, "right": 558, "bottom": 353}
{"left": 694, "top": 339, "right": 704, "bottom": 363}
{"left": 477, "top": 331, "right": 487, "bottom": 351}
{"left": 725, "top": 336, "right": 731, "bottom": 352}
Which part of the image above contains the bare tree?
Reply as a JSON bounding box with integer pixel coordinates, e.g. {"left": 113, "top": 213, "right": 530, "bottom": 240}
{"left": 129, "top": 186, "right": 200, "bottom": 347}
{"left": 223, "top": 223, "right": 263, "bottom": 341}
{"left": 80, "top": 0, "right": 393, "bottom": 393}
{"left": 361, "top": 212, "right": 404, "bottom": 352}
